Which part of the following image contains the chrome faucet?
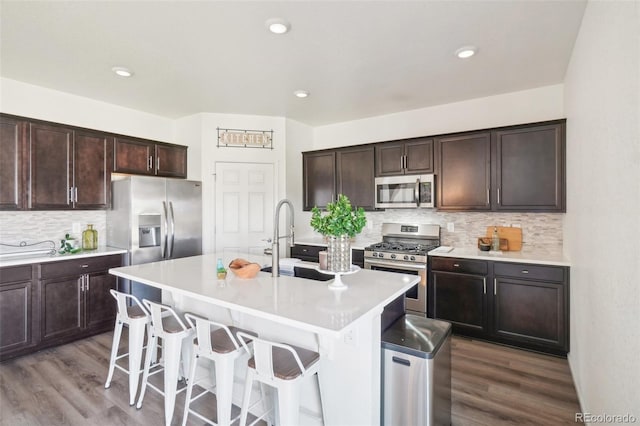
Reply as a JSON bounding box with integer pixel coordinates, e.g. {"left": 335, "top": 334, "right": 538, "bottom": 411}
{"left": 272, "top": 199, "right": 295, "bottom": 277}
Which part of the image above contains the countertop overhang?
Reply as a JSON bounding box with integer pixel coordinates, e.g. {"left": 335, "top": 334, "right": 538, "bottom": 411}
{"left": 109, "top": 253, "right": 419, "bottom": 337}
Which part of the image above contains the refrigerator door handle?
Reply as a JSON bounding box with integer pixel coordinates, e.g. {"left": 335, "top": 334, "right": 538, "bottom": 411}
{"left": 162, "top": 201, "right": 169, "bottom": 259}
{"left": 169, "top": 201, "right": 176, "bottom": 258}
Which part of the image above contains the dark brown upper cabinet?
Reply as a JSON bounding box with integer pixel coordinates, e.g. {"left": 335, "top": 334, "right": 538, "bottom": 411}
{"left": 28, "top": 123, "right": 112, "bottom": 210}
{"left": 0, "top": 116, "right": 26, "bottom": 210}
{"left": 436, "top": 132, "right": 492, "bottom": 211}
{"left": 114, "top": 136, "right": 187, "bottom": 178}
{"left": 493, "top": 122, "right": 565, "bottom": 211}
{"left": 336, "top": 146, "right": 375, "bottom": 210}
{"left": 303, "top": 151, "right": 336, "bottom": 211}
{"left": 303, "top": 145, "right": 376, "bottom": 211}
{"left": 375, "top": 137, "right": 433, "bottom": 176}
{"left": 436, "top": 120, "right": 566, "bottom": 212}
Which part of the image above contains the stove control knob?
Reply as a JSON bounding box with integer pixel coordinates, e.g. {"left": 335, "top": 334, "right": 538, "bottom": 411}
{"left": 410, "top": 256, "right": 416, "bottom": 261}
{"left": 403, "top": 255, "right": 409, "bottom": 261}
{"left": 390, "top": 254, "right": 396, "bottom": 259}
{"left": 374, "top": 252, "right": 380, "bottom": 258}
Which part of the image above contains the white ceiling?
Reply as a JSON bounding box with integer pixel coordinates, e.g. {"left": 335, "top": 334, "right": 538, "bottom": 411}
{"left": 0, "top": 1, "right": 586, "bottom": 126}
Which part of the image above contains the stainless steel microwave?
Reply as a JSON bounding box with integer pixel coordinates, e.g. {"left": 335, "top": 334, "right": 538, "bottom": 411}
{"left": 375, "top": 174, "right": 435, "bottom": 208}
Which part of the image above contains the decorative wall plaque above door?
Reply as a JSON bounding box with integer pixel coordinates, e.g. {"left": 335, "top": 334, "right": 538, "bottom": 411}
{"left": 217, "top": 127, "right": 273, "bottom": 149}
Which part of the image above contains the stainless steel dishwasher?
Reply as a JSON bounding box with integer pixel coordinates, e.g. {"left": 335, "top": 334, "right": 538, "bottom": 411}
{"left": 381, "top": 314, "right": 452, "bottom": 426}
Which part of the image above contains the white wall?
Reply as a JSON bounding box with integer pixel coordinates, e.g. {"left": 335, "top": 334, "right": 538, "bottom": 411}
{"left": 284, "top": 118, "right": 315, "bottom": 239}
{"left": 564, "top": 0, "right": 640, "bottom": 417}
{"left": 0, "top": 78, "right": 173, "bottom": 141}
{"left": 313, "top": 84, "right": 564, "bottom": 150}
{"left": 173, "top": 113, "right": 287, "bottom": 253}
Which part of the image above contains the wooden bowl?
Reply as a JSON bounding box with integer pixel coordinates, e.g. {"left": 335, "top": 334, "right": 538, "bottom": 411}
{"left": 228, "top": 259, "right": 261, "bottom": 279}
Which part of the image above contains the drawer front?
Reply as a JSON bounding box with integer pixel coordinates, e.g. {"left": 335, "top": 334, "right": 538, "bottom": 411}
{"left": 431, "top": 257, "right": 488, "bottom": 275}
{"left": 291, "top": 244, "right": 324, "bottom": 261}
{"left": 0, "top": 265, "right": 33, "bottom": 284}
{"left": 494, "top": 262, "right": 566, "bottom": 283}
{"left": 39, "top": 255, "right": 123, "bottom": 279}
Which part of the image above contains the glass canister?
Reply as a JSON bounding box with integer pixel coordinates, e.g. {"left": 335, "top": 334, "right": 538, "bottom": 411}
{"left": 82, "top": 224, "right": 98, "bottom": 250}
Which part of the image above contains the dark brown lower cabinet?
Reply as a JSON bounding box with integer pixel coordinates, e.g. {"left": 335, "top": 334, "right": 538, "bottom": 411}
{"left": 429, "top": 257, "right": 569, "bottom": 356}
{"left": 0, "top": 265, "right": 38, "bottom": 359}
{"left": 491, "top": 262, "right": 568, "bottom": 354}
{"left": 0, "top": 254, "right": 122, "bottom": 361}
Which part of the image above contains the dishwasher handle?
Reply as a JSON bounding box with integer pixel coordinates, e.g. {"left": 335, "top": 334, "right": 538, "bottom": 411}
{"left": 392, "top": 356, "right": 411, "bottom": 367}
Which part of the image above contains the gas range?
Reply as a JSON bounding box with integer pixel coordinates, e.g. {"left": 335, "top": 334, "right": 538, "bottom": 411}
{"left": 364, "top": 223, "right": 441, "bottom": 265}
{"left": 364, "top": 223, "right": 440, "bottom": 315}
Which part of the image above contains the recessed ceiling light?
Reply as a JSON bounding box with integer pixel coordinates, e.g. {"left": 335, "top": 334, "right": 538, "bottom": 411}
{"left": 293, "top": 90, "right": 309, "bottom": 98}
{"left": 455, "top": 46, "right": 477, "bottom": 59}
{"left": 112, "top": 66, "right": 133, "bottom": 77}
{"left": 266, "top": 18, "right": 291, "bottom": 34}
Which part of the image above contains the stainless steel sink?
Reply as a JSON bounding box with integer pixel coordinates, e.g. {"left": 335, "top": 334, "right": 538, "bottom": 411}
{"left": 260, "top": 266, "right": 332, "bottom": 281}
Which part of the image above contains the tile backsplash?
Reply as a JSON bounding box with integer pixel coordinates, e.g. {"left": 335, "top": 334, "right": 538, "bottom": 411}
{"left": 0, "top": 209, "right": 563, "bottom": 254}
{"left": 358, "top": 210, "right": 563, "bottom": 253}
{"left": 0, "top": 211, "right": 107, "bottom": 248}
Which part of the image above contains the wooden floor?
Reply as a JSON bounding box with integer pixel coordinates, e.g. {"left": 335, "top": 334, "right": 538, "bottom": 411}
{"left": 0, "top": 331, "right": 582, "bottom": 425}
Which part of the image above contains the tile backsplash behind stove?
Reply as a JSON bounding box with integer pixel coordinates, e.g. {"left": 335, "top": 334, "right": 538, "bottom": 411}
{"left": 357, "top": 210, "right": 564, "bottom": 253}
{"left": 0, "top": 211, "right": 107, "bottom": 247}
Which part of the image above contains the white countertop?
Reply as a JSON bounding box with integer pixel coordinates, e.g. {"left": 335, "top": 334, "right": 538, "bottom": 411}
{"left": 109, "top": 253, "right": 418, "bottom": 337}
{"left": 428, "top": 246, "right": 570, "bottom": 266}
{"left": 0, "top": 246, "right": 128, "bottom": 267}
{"left": 295, "top": 234, "right": 379, "bottom": 250}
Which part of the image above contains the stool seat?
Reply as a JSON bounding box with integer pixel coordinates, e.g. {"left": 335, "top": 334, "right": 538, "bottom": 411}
{"left": 248, "top": 344, "right": 319, "bottom": 380}
{"left": 127, "top": 305, "right": 148, "bottom": 319}
{"left": 202, "top": 326, "right": 256, "bottom": 354}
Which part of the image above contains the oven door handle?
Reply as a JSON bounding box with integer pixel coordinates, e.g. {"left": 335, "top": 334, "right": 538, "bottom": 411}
{"left": 415, "top": 178, "right": 420, "bottom": 207}
{"left": 365, "top": 259, "right": 426, "bottom": 271}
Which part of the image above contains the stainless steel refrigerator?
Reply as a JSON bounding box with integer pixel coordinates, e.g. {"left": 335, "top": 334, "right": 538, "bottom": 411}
{"left": 107, "top": 176, "right": 202, "bottom": 302}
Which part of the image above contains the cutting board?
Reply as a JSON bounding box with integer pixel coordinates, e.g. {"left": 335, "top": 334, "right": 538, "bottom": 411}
{"left": 486, "top": 226, "right": 522, "bottom": 251}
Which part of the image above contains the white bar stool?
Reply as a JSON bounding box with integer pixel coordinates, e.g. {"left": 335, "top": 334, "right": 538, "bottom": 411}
{"left": 136, "top": 299, "right": 195, "bottom": 426}
{"left": 181, "top": 314, "right": 258, "bottom": 426}
{"left": 104, "top": 289, "right": 151, "bottom": 406}
{"left": 237, "top": 333, "right": 325, "bottom": 426}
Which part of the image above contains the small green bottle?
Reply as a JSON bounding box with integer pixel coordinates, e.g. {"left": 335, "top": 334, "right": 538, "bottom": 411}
{"left": 216, "top": 258, "right": 227, "bottom": 279}
{"left": 82, "top": 224, "right": 98, "bottom": 250}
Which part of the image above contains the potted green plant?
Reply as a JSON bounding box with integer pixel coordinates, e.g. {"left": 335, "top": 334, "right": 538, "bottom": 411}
{"left": 310, "top": 194, "right": 366, "bottom": 272}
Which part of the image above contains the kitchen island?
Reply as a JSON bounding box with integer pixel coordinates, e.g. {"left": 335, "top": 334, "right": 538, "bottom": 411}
{"left": 109, "top": 253, "right": 418, "bottom": 426}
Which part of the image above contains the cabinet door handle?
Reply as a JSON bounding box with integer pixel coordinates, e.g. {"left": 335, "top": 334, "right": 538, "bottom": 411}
{"left": 81, "top": 264, "right": 89, "bottom": 268}
{"left": 78, "top": 276, "right": 84, "bottom": 291}
{"left": 85, "top": 275, "right": 90, "bottom": 292}
{"left": 156, "top": 157, "right": 160, "bottom": 171}
{"left": 521, "top": 270, "right": 529, "bottom": 274}
{"left": 483, "top": 277, "right": 486, "bottom": 294}
{"left": 68, "top": 187, "right": 73, "bottom": 204}
{"left": 494, "top": 278, "right": 498, "bottom": 295}
{"left": 453, "top": 263, "right": 460, "bottom": 267}
{"left": 148, "top": 156, "right": 153, "bottom": 171}
{"left": 497, "top": 188, "right": 501, "bottom": 205}
{"left": 74, "top": 187, "right": 78, "bottom": 203}
{"left": 486, "top": 188, "right": 490, "bottom": 205}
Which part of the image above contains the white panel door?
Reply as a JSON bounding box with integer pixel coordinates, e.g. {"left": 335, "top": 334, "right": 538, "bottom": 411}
{"left": 215, "top": 162, "right": 274, "bottom": 258}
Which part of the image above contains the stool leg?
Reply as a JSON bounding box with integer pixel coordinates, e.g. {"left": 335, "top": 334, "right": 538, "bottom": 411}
{"left": 163, "top": 335, "right": 183, "bottom": 426}
{"left": 239, "top": 368, "right": 255, "bottom": 426}
{"left": 105, "top": 320, "right": 123, "bottom": 389}
{"left": 214, "top": 355, "right": 235, "bottom": 426}
{"left": 277, "top": 382, "right": 301, "bottom": 426}
{"left": 181, "top": 350, "right": 199, "bottom": 426}
{"left": 127, "top": 319, "right": 146, "bottom": 406}
{"left": 316, "top": 372, "right": 326, "bottom": 425}
{"left": 136, "top": 333, "right": 157, "bottom": 409}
